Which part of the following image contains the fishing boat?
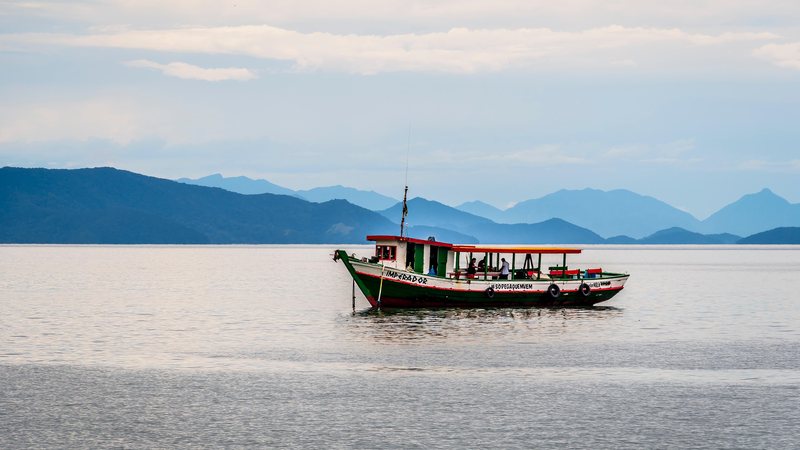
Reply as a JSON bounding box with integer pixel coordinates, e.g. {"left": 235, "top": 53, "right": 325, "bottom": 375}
{"left": 333, "top": 235, "right": 629, "bottom": 308}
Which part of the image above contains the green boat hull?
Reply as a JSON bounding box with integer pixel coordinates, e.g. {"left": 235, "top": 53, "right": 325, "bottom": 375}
{"left": 336, "top": 250, "right": 626, "bottom": 309}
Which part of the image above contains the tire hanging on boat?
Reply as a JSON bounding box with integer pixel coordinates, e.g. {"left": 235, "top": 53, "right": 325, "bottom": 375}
{"left": 547, "top": 284, "right": 560, "bottom": 299}
{"left": 485, "top": 287, "right": 496, "bottom": 299}
{"left": 579, "top": 283, "right": 591, "bottom": 297}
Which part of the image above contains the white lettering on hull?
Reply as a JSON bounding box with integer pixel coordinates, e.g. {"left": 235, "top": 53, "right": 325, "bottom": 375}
{"left": 384, "top": 269, "right": 429, "bottom": 285}
{"left": 493, "top": 283, "right": 534, "bottom": 291}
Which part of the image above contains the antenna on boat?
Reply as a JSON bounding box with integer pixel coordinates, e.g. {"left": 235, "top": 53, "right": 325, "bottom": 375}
{"left": 400, "top": 127, "right": 410, "bottom": 237}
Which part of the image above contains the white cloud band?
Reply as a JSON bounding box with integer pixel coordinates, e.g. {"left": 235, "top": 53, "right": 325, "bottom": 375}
{"left": 125, "top": 59, "right": 257, "bottom": 81}
{"left": 754, "top": 42, "right": 800, "bottom": 70}
{"left": 6, "top": 25, "right": 779, "bottom": 74}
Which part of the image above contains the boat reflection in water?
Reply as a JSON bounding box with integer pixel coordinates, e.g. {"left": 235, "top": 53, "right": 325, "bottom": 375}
{"left": 342, "top": 306, "right": 623, "bottom": 343}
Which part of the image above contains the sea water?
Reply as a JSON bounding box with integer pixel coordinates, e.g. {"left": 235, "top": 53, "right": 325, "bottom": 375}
{"left": 1, "top": 245, "right": 798, "bottom": 448}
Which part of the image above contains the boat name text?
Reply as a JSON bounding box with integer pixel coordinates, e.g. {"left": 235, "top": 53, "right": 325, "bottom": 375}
{"left": 494, "top": 283, "right": 534, "bottom": 291}
{"left": 385, "top": 270, "right": 429, "bottom": 285}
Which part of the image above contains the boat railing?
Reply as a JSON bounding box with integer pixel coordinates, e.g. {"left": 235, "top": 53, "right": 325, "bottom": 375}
{"left": 546, "top": 267, "right": 606, "bottom": 279}
{"left": 447, "top": 267, "right": 615, "bottom": 281}
{"left": 352, "top": 252, "right": 623, "bottom": 281}
{"left": 448, "top": 269, "right": 549, "bottom": 281}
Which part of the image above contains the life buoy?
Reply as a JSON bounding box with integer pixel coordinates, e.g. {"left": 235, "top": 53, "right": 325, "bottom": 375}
{"left": 547, "top": 284, "right": 560, "bottom": 298}
{"left": 579, "top": 283, "right": 591, "bottom": 297}
{"left": 485, "top": 287, "right": 496, "bottom": 299}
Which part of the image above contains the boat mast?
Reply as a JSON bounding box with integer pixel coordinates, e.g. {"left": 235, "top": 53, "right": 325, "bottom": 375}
{"left": 400, "top": 185, "right": 408, "bottom": 237}
{"left": 400, "top": 127, "right": 410, "bottom": 237}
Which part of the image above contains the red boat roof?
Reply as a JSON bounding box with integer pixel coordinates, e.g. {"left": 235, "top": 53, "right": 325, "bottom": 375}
{"left": 366, "top": 235, "right": 454, "bottom": 248}
{"left": 450, "top": 245, "right": 582, "bottom": 254}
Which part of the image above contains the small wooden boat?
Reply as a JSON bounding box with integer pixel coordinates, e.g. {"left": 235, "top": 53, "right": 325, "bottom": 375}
{"left": 334, "top": 235, "right": 629, "bottom": 308}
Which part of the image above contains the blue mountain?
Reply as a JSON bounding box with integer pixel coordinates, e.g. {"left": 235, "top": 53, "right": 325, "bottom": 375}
{"left": 701, "top": 189, "right": 800, "bottom": 236}
{"left": 738, "top": 227, "right": 800, "bottom": 244}
{"left": 455, "top": 200, "right": 506, "bottom": 222}
{"left": 500, "top": 188, "right": 700, "bottom": 239}
{"left": 177, "top": 173, "right": 298, "bottom": 197}
{"left": 380, "top": 197, "right": 604, "bottom": 244}
{"left": 8, "top": 167, "right": 796, "bottom": 245}
{"left": 405, "top": 225, "right": 478, "bottom": 244}
{"left": 637, "top": 227, "right": 740, "bottom": 244}
{"left": 178, "top": 174, "right": 398, "bottom": 211}
{"left": 296, "top": 185, "right": 398, "bottom": 211}
{"left": 1, "top": 167, "right": 397, "bottom": 244}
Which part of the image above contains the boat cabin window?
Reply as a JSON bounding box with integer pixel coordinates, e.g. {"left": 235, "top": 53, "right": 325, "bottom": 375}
{"left": 376, "top": 245, "right": 397, "bottom": 261}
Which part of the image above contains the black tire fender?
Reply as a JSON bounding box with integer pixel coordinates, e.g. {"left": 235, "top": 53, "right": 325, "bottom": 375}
{"left": 579, "top": 283, "right": 591, "bottom": 297}
{"left": 547, "top": 284, "right": 560, "bottom": 298}
{"left": 485, "top": 287, "right": 496, "bottom": 299}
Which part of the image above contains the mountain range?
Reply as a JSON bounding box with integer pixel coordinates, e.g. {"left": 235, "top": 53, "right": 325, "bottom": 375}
{"left": 459, "top": 188, "right": 699, "bottom": 238}
{"left": 178, "top": 174, "right": 398, "bottom": 210}
{"left": 176, "top": 173, "right": 298, "bottom": 197}
{"left": 738, "top": 227, "right": 800, "bottom": 244}
{"left": 182, "top": 173, "right": 800, "bottom": 239}
{"left": 458, "top": 188, "right": 800, "bottom": 239}
{"left": 1, "top": 167, "right": 401, "bottom": 244}
{"left": 2, "top": 167, "right": 799, "bottom": 244}
{"left": 379, "top": 198, "right": 605, "bottom": 244}
{"left": 700, "top": 189, "right": 800, "bottom": 236}
{"left": 607, "top": 228, "right": 741, "bottom": 245}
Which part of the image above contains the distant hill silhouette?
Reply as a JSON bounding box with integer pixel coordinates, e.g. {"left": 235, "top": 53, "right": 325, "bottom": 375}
{"left": 6, "top": 167, "right": 799, "bottom": 245}
{"left": 455, "top": 200, "right": 506, "bottom": 222}
{"left": 456, "top": 188, "right": 800, "bottom": 239}
{"left": 380, "top": 197, "right": 605, "bottom": 244}
{"left": 177, "top": 173, "right": 298, "bottom": 197}
{"left": 0, "top": 167, "right": 397, "bottom": 244}
{"left": 404, "top": 225, "right": 478, "bottom": 244}
{"left": 605, "top": 235, "right": 639, "bottom": 244}
{"left": 181, "top": 174, "right": 800, "bottom": 238}
{"left": 499, "top": 189, "right": 700, "bottom": 238}
{"left": 700, "top": 189, "right": 800, "bottom": 236}
{"left": 296, "top": 185, "right": 398, "bottom": 210}
{"left": 383, "top": 197, "right": 492, "bottom": 231}
{"left": 637, "top": 227, "right": 740, "bottom": 244}
{"left": 604, "top": 228, "right": 740, "bottom": 244}
{"left": 178, "top": 174, "right": 397, "bottom": 210}
{"left": 738, "top": 227, "right": 800, "bottom": 244}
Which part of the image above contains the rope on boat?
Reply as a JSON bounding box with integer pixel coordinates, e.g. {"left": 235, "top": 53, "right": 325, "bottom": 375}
{"left": 376, "top": 263, "right": 385, "bottom": 309}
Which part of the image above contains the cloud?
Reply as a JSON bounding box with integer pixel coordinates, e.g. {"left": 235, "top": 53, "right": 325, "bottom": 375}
{"left": 753, "top": 42, "right": 800, "bottom": 70}
{"left": 6, "top": 1, "right": 800, "bottom": 32}
{"left": 420, "top": 144, "right": 589, "bottom": 168}
{"left": 124, "top": 59, "right": 257, "bottom": 81}
{"left": 603, "top": 139, "right": 700, "bottom": 164}
{"left": 658, "top": 138, "right": 696, "bottom": 157}
{"left": 5, "top": 25, "right": 778, "bottom": 75}
{"left": 604, "top": 145, "right": 646, "bottom": 158}
{"left": 736, "top": 159, "right": 800, "bottom": 172}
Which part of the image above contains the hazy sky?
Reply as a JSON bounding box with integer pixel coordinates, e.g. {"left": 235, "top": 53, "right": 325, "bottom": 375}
{"left": 1, "top": 1, "right": 799, "bottom": 218}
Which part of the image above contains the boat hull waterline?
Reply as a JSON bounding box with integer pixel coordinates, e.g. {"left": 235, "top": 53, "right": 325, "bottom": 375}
{"left": 336, "top": 250, "right": 629, "bottom": 308}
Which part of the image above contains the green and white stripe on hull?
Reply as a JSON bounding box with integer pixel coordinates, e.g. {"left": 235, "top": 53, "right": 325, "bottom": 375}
{"left": 336, "top": 250, "right": 628, "bottom": 308}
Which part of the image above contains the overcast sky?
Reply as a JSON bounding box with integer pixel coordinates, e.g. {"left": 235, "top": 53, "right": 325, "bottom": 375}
{"left": 1, "top": 1, "right": 799, "bottom": 218}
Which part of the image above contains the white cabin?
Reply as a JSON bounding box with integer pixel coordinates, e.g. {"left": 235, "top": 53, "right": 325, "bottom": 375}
{"left": 367, "top": 235, "right": 455, "bottom": 277}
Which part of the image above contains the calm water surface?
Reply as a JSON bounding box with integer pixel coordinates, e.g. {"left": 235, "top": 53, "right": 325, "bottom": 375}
{"left": 1, "top": 245, "right": 799, "bottom": 448}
